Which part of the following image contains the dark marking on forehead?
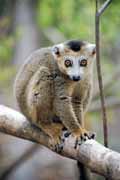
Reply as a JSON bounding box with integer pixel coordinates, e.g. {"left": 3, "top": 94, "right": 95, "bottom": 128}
{"left": 65, "top": 40, "right": 85, "bottom": 52}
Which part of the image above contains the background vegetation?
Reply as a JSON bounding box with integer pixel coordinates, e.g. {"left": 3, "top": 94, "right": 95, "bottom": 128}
{"left": 0, "top": 0, "right": 120, "bottom": 180}
{"left": 37, "top": 0, "right": 120, "bottom": 43}
{"left": 36, "top": 0, "right": 120, "bottom": 99}
{"left": 37, "top": 0, "right": 120, "bottom": 145}
{"left": 0, "top": 0, "right": 16, "bottom": 88}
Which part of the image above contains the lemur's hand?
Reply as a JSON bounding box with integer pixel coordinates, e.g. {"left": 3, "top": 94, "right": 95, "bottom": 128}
{"left": 62, "top": 128, "right": 95, "bottom": 149}
{"left": 74, "top": 128, "right": 95, "bottom": 148}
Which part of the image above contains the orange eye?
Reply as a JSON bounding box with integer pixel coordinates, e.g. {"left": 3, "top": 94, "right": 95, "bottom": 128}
{"left": 64, "top": 60, "right": 72, "bottom": 67}
{"left": 80, "top": 59, "right": 87, "bottom": 67}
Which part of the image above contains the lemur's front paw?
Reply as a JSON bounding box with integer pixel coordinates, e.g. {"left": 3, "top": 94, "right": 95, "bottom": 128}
{"left": 72, "top": 128, "right": 95, "bottom": 149}
{"left": 80, "top": 129, "right": 95, "bottom": 141}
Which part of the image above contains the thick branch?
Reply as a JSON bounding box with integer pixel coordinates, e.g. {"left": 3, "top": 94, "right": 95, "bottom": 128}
{"left": 0, "top": 105, "right": 50, "bottom": 147}
{"left": 0, "top": 105, "right": 120, "bottom": 179}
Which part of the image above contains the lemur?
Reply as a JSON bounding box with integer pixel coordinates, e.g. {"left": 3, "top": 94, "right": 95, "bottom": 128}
{"left": 14, "top": 40, "right": 96, "bottom": 148}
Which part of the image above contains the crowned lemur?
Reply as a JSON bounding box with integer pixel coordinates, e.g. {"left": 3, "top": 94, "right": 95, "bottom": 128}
{"left": 14, "top": 40, "right": 96, "bottom": 148}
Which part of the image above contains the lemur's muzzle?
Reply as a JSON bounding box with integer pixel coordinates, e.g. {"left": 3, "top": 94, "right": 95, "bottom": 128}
{"left": 72, "top": 76, "right": 81, "bottom": 81}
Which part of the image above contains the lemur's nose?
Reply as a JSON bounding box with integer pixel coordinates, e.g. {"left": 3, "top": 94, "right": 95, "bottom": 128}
{"left": 72, "top": 76, "right": 81, "bottom": 81}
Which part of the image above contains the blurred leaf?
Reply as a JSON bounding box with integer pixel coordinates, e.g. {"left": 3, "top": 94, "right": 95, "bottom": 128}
{"left": 0, "top": 66, "right": 16, "bottom": 88}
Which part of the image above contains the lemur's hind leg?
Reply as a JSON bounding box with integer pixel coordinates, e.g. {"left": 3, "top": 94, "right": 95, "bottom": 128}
{"left": 27, "top": 67, "right": 64, "bottom": 147}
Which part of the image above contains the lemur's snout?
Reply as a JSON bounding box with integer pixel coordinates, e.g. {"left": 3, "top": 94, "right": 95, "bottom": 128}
{"left": 72, "top": 76, "right": 81, "bottom": 81}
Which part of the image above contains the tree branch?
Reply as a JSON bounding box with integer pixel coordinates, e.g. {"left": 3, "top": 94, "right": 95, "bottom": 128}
{"left": 0, "top": 105, "right": 120, "bottom": 179}
{"left": 98, "top": 0, "right": 112, "bottom": 16}
{"left": 95, "top": 0, "right": 109, "bottom": 148}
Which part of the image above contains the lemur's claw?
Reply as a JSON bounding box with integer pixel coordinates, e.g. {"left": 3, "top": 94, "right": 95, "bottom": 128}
{"left": 74, "top": 131, "right": 96, "bottom": 149}
{"left": 54, "top": 143, "right": 63, "bottom": 153}
{"left": 81, "top": 131, "right": 95, "bottom": 141}
{"left": 54, "top": 138, "right": 65, "bottom": 153}
{"left": 88, "top": 132, "right": 96, "bottom": 139}
{"left": 54, "top": 130, "right": 72, "bottom": 152}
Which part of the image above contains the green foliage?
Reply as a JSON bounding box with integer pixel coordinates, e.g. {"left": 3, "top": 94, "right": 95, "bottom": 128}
{"left": 37, "top": 0, "right": 120, "bottom": 45}
{"left": 0, "top": 15, "right": 16, "bottom": 88}
{"left": 36, "top": 0, "right": 120, "bottom": 92}
{"left": 37, "top": 0, "right": 120, "bottom": 94}
{"left": 101, "top": 1, "right": 120, "bottom": 43}
{"left": 0, "top": 17, "right": 15, "bottom": 66}
{"left": 37, "top": 0, "right": 95, "bottom": 41}
{"left": 0, "top": 66, "right": 16, "bottom": 88}
{"left": 0, "top": 35, "right": 14, "bottom": 65}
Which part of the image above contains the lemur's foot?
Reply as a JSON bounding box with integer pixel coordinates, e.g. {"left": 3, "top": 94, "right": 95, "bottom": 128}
{"left": 72, "top": 128, "right": 95, "bottom": 149}
{"left": 54, "top": 140, "right": 64, "bottom": 153}
{"left": 49, "top": 135, "right": 64, "bottom": 153}
{"left": 54, "top": 129, "right": 71, "bottom": 152}
{"left": 49, "top": 135, "right": 65, "bottom": 153}
{"left": 48, "top": 124, "right": 66, "bottom": 153}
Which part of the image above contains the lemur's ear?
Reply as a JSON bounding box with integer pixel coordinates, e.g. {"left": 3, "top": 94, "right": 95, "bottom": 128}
{"left": 52, "top": 46, "right": 60, "bottom": 56}
{"left": 52, "top": 43, "right": 64, "bottom": 58}
{"left": 86, "top": 43, "right": 96, "bottom": 56}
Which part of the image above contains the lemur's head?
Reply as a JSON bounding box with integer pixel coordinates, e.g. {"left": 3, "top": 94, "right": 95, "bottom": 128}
{"left": 52, "top": 40, "right": 96, "bottom": 81}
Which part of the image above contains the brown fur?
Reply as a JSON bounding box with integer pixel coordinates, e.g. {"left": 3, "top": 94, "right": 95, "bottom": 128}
{"left": 14, "top": 41, "right": 95, "bottom": 145}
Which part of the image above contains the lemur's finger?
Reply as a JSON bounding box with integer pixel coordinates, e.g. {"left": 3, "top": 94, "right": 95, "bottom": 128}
{"left": 88, "top": 132, "right": 96, "bottom": 139}
{"left": 54, "top": 142, "right": 64, "bottom": 153}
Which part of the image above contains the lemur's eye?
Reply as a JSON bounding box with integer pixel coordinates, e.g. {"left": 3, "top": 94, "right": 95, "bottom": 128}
{"left": 80, "top": 59, "right": 87, "bottom": 67}
{"left": 64, "top": 60, "right": 73, "bottom": 67}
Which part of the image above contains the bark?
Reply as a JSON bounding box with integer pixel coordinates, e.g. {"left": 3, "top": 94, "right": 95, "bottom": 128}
{"left": 0, "top": 105, "right": 120, "bottom": 179}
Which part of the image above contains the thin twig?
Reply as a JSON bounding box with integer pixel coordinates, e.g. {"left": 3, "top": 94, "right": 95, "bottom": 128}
{"left": 98, "top": 0, "right": 112, "bottom": 16}
{"left": 95, "top": 0, "right": 109, "bottom": 148}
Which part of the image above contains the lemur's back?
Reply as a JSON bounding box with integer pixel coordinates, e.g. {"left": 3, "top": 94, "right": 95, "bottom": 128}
{"left": 14, "top": 47, "right": 53, "bottom": 117}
